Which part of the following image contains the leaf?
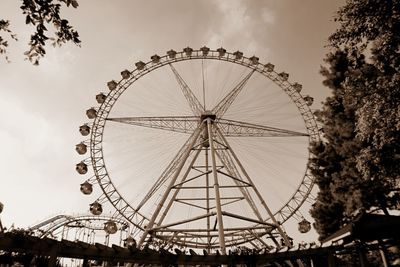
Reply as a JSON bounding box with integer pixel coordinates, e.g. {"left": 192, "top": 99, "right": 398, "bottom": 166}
{"left": 311, "top": 0, "right": 400, "bottom": 239}
{"left": 71, "top": 0, "right": 79, "bottom": 8}
{"left": 25, "top": 15, "right": 31, "bottom": 24}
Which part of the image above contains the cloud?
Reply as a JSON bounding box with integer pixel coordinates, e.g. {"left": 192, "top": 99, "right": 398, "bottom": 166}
{"left": 0, "top": 94, "right": 48, "bottom": 158}
{"left": 39, "top": 46, "right": 77, "bottom": 75}
{"left": 215, "top": 0, "right": 251, "bottom": 36}
{"left": 0, "top": 91, "right": 84, "bottom": 227}
{"left": 261, "top": 7, "right": 275, "bottom": 24}
{"left": 205, "top": 0, "right": 274, "bottom": 57}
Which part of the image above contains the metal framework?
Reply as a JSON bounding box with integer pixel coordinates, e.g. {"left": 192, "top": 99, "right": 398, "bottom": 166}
{"left": 77, "top": 47, "right": 320, "bottom": 253}
{"left": 2, "top": 227, "right": 397, "bottom": 266}
{"left": 29, "top": 214, "right": 130, "bottom": 241}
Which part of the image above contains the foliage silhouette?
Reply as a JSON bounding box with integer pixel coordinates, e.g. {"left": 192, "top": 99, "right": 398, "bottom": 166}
{"left": 310, "top": 0, "right": 400, "bottom": 240}
{"left": 0, "top": 0, "right": 80, "bottom": 64}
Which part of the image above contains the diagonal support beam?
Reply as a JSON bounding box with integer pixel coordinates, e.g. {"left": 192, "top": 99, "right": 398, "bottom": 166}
{"left": 217, "top": 118, "right": 308, "bottom": 137}
{"left": 137, "top": 124, "right": 204, "bottom": 247}
{"left": 151, "top": 212, "right": 216, "bottom": 232}
{"left": 135, "top": 122, "right": 202, "bottom": 212}
{"left": 107, "top": 116, "right": 199, "bottom": 134}
{"left": 221, "top": 211, "right": 276, "bottom": 227}
{"left": 212, "top": 69, "right": 255, "bottom": 118}
{"left": 215, "top": 147, "right": 264, "bottom": 221}
{"left": 215, "top": 127, "right": 293, "bottom": 248}
{"left": 169, "top": 64, "right": 205, "bottom": 115}
{"left": 157, "top": 147, "right": 204, "bottom": 225}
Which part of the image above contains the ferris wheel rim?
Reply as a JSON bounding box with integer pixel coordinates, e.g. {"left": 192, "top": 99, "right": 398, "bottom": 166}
{"left": 86, "top": 47, "right": 320, "bottom": 248}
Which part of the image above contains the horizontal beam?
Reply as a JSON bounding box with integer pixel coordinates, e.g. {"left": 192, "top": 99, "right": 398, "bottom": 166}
{"left": 107, "top": 116, "right": 199, "bottom": 134}
{"left": 1, "top": 232, "right": 383, "bottom": 265}
{"left": 217, "top": 118, "right": 308, "bottom": 137}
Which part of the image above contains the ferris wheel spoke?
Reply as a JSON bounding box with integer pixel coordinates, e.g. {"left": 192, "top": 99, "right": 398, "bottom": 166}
{"left": 217, "top": 118, "right": 308, "bottom": 137}
{"left": 169, "top": 63, "right": 205, "bottom": 115}
{"left": 212, "top": 69, "right": 255, "bottom": 118}
{"left": 107, "top": 116, "right": 200, "bottom": 134}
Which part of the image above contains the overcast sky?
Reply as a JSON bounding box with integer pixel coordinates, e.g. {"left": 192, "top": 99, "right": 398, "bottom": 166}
{"left": 0, "top": 0, "right": 344, "bottom": 243}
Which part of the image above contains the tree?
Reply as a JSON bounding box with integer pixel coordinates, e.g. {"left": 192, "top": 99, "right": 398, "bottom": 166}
{"left": 0, "top": 0, "right": 80, "bottom": 64}
{"left": 310, "top": 0, "right": 400, "bottom": 240}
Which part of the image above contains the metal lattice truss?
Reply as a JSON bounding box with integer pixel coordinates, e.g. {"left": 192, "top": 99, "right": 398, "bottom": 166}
{"left": 29, "top": 214, "right": 130, "bottom": 239}
{"left": 108, "top": 117, "right": 307, "bottom": 138}
{"left": 83, "top": 48, "right": 320, "bottom": 253}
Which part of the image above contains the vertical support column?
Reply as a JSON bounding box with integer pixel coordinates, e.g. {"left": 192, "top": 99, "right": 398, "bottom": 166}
{"left": 82, "top": 258, "right": 89, "bottom": 267}
{"left": 379, "top": 249, "right": 389, "bottom": 267}
{"left": 206, "top": 118, "right": 226, "bottom": 255}
{"left": 357, "top": 245, "right": 369, "bottom": 267}
{"left": 137, "top": 125, "right": 203, "bottom": 247}
{"left": 327, "top": 251, "right": 337, "bottom": 267}
{"left": 48, "top": 245, "right": 58, "bottom": 267}
{"left": 378, "top": 240, "right": 389, "bottom": 267}
{"left": 205, "top": 148, "right": 211, "bottom": 252}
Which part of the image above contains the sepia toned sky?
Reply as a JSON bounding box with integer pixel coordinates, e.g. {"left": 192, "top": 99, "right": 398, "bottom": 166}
{"left": 0, "top": 0, "right": 343, "bottom": 242}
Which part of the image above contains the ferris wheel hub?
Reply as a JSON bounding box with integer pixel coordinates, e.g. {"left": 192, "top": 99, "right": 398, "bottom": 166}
{"left": 200, "top": 111, "right": 216, "bottom": 122}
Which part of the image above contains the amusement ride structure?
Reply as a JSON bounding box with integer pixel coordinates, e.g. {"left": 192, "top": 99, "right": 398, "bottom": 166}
{"left": 1, "top": 47, "right": 399, "bottom": 267}
{"left": 29, "top": 214, "right": 132, "bottom": 246}
{"left": 74, "top": 46, "right": 320, "bottom": 255}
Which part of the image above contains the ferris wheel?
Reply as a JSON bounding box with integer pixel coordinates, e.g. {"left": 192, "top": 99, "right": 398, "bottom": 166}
{"left": 76, "top": 46, "right": 320, "bottom": 254}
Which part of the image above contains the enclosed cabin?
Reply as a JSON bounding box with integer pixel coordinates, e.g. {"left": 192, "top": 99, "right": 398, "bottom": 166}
{"left": 279, "top": 72, "right": 289, "bottom": 81}
{"left": 80, "top": 181, "right": 93, "bottom": 195}
{"left": 76, "top": 162, "right": 88, "bottom": 174}
{"left": 90, "top": 201, "right": 103, "bottom": 215}
{"left": 107, "top": 80, "right": 118, "bottom": 91}
{"left": 86, "top": 108, "right": 97, "bottom": 119}
{"left": 104, "top": 220, "right": 118, "bottom": 234}
{"left": 151, "top": 54, "right": 161, "bottom": 64}
{"left": 293, "top": 82, "right": 302, "bottom": 93}
{"left": 167, "top": 49, "right": 177, "bottom": 59}
{"left": 249, "top": 56, "right": 259, "bottom": 65}
{"left": 124, "top": 236, "right": 136, "bottom": 248}
{"left": 79, "top": 124, "right": 90, "bottom": 136}
{"left": 264, "top": 63, "right": 274, "bottom": 72}
{"left": 298, "top": 218, "right": 311, "bottom": 233}
{"left": 183, "top": 47, "right": 193, "bottom": 56}
{"left": 75, "top": 142, "right": 87, "bottom": 155}
{"left": 135, "top": 61, "right": 146, "bottom": 70}
{"left": 217, "top": 47, "right": 226, "bottom": 57}
{"left": 121, "top": 69, "right": 131, "bottom": 79}
{"left": 96, "top": 93, "right": 106, "bottom": 104}
{"left": 233, "top": 50, "right": 243, "bottom": 60}
{"left": 200, "top": 46, "right": 210, "bottom": 56}
{"left": 303, "top": 95, "right": 314, "bottom": 106}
